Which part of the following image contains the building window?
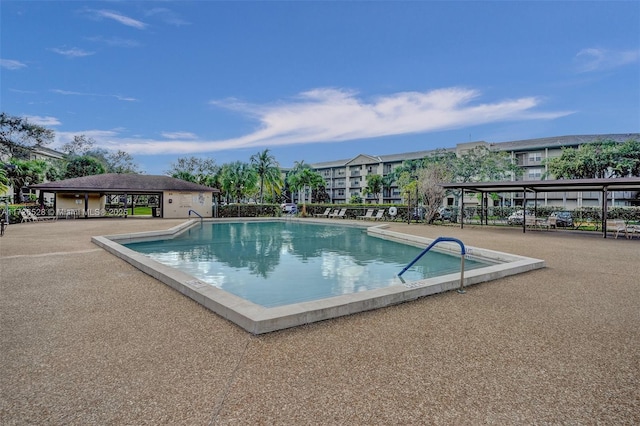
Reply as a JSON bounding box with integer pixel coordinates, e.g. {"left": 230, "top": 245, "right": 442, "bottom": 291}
{"left": 528, "top": 168, "right": 542, "bottom": 179}
{"left": 528, "top": 152, "right": 542, "bottom": 162}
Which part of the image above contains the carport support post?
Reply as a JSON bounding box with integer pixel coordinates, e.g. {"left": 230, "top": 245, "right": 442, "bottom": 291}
{"left": 602, "top": 187, "right": 608, "bottom": 238}
{"left": 84, "top": 193, "right": 89, "bottom": 218}
{"left": 460, "top": 189, "right": 464, "bottom": 229}
{"left": 483, "top": 192, "right": 488, "bottom": 225}
{"left": 522, "top": 189, "right": 527, "bottom": 233}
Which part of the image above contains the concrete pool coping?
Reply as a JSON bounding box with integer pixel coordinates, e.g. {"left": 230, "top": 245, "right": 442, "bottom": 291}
{"left": 92, "top": 217, "right": 545, "bottom": 334}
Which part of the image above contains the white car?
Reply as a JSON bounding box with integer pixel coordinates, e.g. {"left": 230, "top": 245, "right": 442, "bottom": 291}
{"left": 281, "top": 203, "right": 297, "bottom": 213}
{"left": 507, "top": 210, "right": 524, "bottom": 225}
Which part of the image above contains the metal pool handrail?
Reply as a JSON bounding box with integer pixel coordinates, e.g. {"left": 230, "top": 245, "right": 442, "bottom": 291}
{"left": 188, "top": 209, "right": 203, "bottom": 224}
{"left": 398, "top": 236, "right": 468, "bottom": 294}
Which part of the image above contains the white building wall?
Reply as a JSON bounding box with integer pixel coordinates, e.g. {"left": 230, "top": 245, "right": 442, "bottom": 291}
{"left": 163, "top": 191, "right": 212, "bottom": 219}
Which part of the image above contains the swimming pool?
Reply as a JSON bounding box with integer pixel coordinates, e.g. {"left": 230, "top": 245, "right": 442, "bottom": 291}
{"left": 93, "top": 218, "right": 545, "bottom": 334}
{"left": 123, "top": 221, "right": 491, "bottom": 308}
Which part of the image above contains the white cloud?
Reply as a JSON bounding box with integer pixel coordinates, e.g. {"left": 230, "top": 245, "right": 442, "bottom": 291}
{"left": 161, "top": 131, "right": 198, "bottom": 139}
{"left": 25, "top": 115, "right": 61, "bottom": 126}
{"left": 94, "top": 10, "right": 147, "bottom": 29}
{"left": 145, "top": 7, "right": 190, "bottom": 26}
{"left": 1, "top": 59, "right": 27, "bottom": 70}
{"left": 59, "top": 87, "right": 572, "bottom": 155}
{"left": 576, "top": 47, "right": 640, "bottom": 72}
{"left": 51, "top": 89, "right": 137, "bottom": 102}
{"left": 54, "top": 129, "right": 121, "bottom": 148}
{"left": 49, "top": 47, "right": 95, "bottom": 58}
{"left": 86, "top": 36, "right": 141, "bottom": 48}
{"left": 114, "top": 95, "right": 139, "bottom": 102}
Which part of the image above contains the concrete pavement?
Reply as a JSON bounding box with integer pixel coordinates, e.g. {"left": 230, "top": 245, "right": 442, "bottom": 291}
{"left": 1, "top": 218, "right": 638, "bottom": 425}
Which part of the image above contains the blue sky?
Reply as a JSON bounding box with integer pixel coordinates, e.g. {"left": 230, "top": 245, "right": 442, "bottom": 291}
{"left": 2, "top": 1, "right": 639, "bottom": 175}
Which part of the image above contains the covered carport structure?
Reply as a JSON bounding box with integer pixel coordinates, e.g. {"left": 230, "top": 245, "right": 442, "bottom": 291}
{"left": 441, "top": 177, "right": 640, "bottom": 238}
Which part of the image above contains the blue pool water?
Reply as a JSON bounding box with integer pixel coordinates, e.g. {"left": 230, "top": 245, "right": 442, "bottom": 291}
{"left": 125, "top": 221, "right": 490, "bottom": 308}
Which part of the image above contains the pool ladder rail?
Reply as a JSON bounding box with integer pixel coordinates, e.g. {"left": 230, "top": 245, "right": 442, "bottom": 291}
{"left": 398, "top": 236, "right": 468, "bottom": 294}
{"left": 188, "top": 209, "right": 203, "bottom": 224}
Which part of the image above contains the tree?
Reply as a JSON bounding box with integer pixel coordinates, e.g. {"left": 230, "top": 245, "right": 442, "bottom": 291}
{"left": 61, "top": 135, "right": 96, "bottom": 156}
{"left": 615, "top": 139, "right": 640, "bottom": 177}
{"left": 363, "top": 174, "right": 383, "bottom": 203}
{"left": 544, "top": 139, "right": 640, "bottom": 179}
{"left": 0, "top": 113, "right": 55, "bottom": 159}
{"left": 220, "top": 161, "right": 258, "bottom": 203}
{"left": 0, "top": 166, "right": 10, "bottom": 195}
{"left": 61, "top": 135, "right": 141, "bottom": 174}
{"left": 349, "top": 194, "right": 363, "bottom": 204}
{"left": 287, "top": 167, "right": 325, "bottom": 213}
{"left": 64, "top": 156, "right": 106, "bottom": 179}
{"left": 311, "top": 184, "right": 331, "bottom": 204}
{"left": 165, "top": 156, "right": 218, "bottom": 185}
{"left": 5, "top": 158, "right": 48, "bottom": 202}
{"left": 286, "top": 160, "right": 311, "bottom": 204}
{"left": 417, "top": 164, "right": 449, "bottom": 223}
{"left": 448, "top": 146, "right": 519, "bottom": 220}
{"left": 250, "top": 149, "right": 282, "bottom": 203}
{"left": 105, "top": 150, "right": 141, "bottom": 174}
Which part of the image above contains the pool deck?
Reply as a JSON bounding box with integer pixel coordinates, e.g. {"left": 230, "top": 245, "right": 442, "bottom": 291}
{"left": 1, "top": 218, "right": 639, "bottom": 424}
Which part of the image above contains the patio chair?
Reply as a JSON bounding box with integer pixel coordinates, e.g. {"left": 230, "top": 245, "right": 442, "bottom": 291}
{"left": 20, "top": 210, "right": 37, "bottom": 222}
{"left": 606, "top": 219, "right": 629, "bottom": 239}
{"left": 525, "top": 216, "right": 540, "bottom": 230}
{"left": 539, "top": 216, "right": 557, "bottom": 230}
{"left": 357, "top": 209, "right": 375, "bottom": 220}
{"left": 373, "top": 209, "right": 385, "bottom": 221}
{"left": 329, "top": 208, "right": 347, "bottom": 219}
{"left": 627, "top": 224, "right": 640, "bottom": 239}
{"left": 31, "top": 209, "right": 57, "bottom": 221}
{"left": 314, "top": 208, "right": 332, "bottom": 218}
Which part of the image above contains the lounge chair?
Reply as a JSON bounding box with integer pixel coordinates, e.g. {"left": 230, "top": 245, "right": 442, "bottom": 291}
{"left": 627, "top": 224, "right": 640, "bottom": 239}
{"left": 606, "top": 219, "right": 629, "bottom": 239}
{"left": 373, "top": 209, "right": 385, "bottom": 221}
{"left": 314, "top": 208, "right": 332, "bottom": 218}
{"left": 329, "top": 208, "right": 347, "bottom": 219}
{"left": 357, "top": 209, "right": 375, "bottom": 220}
{"left": 539, "top": 216, "right": 557, "bottom": 230}
{"left": 524, "top": 216, "right": 540, "bottom": 229}
{"left": 20, "top": 209, "right": 36, "bottom": 222}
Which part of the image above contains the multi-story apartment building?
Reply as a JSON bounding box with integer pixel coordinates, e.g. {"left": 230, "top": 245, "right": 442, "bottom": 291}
{"left": 309, "top": 133, "right": 640, "bottom": 209}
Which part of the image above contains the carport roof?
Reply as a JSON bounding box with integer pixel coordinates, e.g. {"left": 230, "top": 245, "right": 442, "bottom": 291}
{"left": 30, "top": 173, "right": 220, "bottom": 193}
{"left": 441, "top": 177, "right": 640, "bottom": 193}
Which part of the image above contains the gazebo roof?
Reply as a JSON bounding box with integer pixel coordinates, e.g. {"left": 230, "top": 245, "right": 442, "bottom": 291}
{"left": 30, "top": 173, "right": 220, "bottom": 194}
{"left": 441, "top": 177, "right": 640, "bottom": 193}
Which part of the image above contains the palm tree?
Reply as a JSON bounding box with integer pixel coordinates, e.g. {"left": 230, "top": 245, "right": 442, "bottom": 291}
{"left": 288, "top": 167, "right": 325, "bottom": 214}
{"left": 0, "top": 167, "right": 10, "bottom": 195}
{"left": 287, "top": 160, "right": 310, "bottom": 204}
{"left": 6, "top": 158, "right": 48, "bottom": 202}
{"left": 220, "top": 161, "right": 258, "bottom": 203}
{"left": 364, "top": 174, "right": 383, "bottom": 203}
{"left": 250, "top": 149, "right": 282, "bottom": 203}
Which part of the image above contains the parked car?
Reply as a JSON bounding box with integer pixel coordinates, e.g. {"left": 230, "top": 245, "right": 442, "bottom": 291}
{"left": 281, "top": 203, "right": 297, "bottom": 214}
{"left": 551, "top": 211, "right": 573, "bottom": 227}
{"left": 437, "top": 207, "right": 454, "bottom": 221}
{"left": 507, "top": 210, "right": 524, "bottom": 225}
{"left": 411, "top": 207, "right": 425, "bottom": 220}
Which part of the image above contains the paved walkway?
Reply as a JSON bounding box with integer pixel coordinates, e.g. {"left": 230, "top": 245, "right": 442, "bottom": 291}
{"left": 1, "top": 218, "right": 638, "bottom": 425}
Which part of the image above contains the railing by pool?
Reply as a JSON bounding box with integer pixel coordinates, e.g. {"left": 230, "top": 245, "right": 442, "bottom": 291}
{"left": 398, "top": 236, "right": 468, "bottom": 294}
{"left": 188, "top": 209, "right": 203, "bottom": 224}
